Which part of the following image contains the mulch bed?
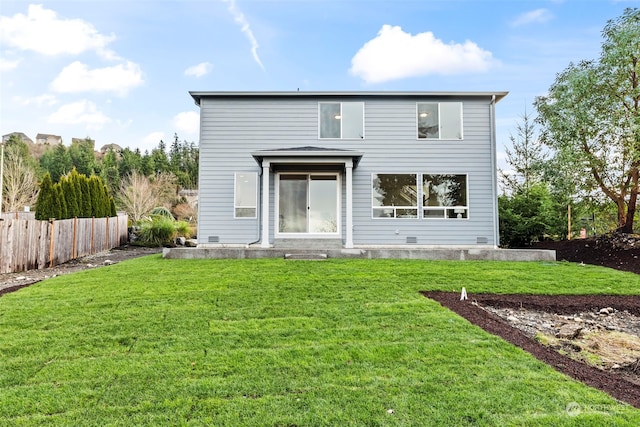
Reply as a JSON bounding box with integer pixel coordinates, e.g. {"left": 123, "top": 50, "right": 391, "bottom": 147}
{"left": 422, "top": 291, "right": 640, "bottom": 408}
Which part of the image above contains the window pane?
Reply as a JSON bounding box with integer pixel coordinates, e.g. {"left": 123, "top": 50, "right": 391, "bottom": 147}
{"left": 235, "top": 208, "right": 256, "bottom": 218}
{"left": 424, "top": 209, "right": 445, "bottom": 218}
{"left": 440, "top": 102, "right": 462, "bottom": 139}
{"left": 372, "top": 174, "right": 418, "bottom": 208}
{"left": 447, "top": 208, "right": 468, "bottom": 219}
{"left": 235, "top": 172, "right": 257, "bottom": 218}
{"left": 279, "top": 175, "right": 308, "bottom": 232}
{"left": 417, "top": 103, "right": 439, "bottom": 139}
{"left": 342, "top": 102, "right": 364, "bottom": 139}
{"left": 320, "top": 103, "right": 341, "bottom": 138}
{"left": 423, "top": 174, "right": 467, "bottom": 207}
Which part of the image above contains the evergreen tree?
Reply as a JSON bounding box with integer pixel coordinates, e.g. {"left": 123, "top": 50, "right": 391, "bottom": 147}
{"left": 40, "top": 144, "right": 72, "bottom": 182}
{"left": 35, "top": 173, "right": 54, "bottom": 220}
{"left": 53, "top": 183, "right": 67, "bottom": 219}
{"left": 80, "top": 177, "right": 92, "bottom": 217}
{"left": 60, "top": 175, "right": 78, "bottom": 217}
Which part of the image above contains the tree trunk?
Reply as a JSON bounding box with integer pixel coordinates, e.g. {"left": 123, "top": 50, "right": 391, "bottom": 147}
{"left": 622, "top": 166, "right": 639, "bottom": 233}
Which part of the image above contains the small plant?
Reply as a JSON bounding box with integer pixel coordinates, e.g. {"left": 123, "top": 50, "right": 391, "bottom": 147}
{"left": 137, "top": 216, "right": 177, "bottom": 246}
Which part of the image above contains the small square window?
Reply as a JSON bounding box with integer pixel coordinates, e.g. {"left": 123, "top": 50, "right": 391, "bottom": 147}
{"left": 417, "top": 102, "right": 463, "bottom": 139}
{"left": 319, "top": 102, "right": 364, "bottom": 139}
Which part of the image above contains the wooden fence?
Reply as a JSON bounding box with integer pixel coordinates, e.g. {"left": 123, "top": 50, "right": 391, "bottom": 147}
{"left": 0, "top": 214, "right": 128, "bottom": 274}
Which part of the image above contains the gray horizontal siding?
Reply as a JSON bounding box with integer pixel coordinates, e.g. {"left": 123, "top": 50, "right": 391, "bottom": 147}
{"left": 197, "top": 96, "right": 498, "bottom": 246}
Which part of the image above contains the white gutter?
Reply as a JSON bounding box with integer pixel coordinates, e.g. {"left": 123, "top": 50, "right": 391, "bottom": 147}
{"left": 489, "top": 95, "right": 500, "bottom": 248}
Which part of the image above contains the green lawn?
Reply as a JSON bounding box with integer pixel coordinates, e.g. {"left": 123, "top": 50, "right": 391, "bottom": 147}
{"left": 1, "top": 257, "right": 639, "bottom": 426}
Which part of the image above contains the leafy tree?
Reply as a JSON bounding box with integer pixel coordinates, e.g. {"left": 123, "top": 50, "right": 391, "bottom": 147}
{"left": 499, "top": 183, "right": 564, "bottom": 247}
{"left": 1, "top": 139, "right": 39, "bottom": 212}
{"left": 101, "top": 149, "right": 120, "bottom": 196}
{"left": 69, "top": 138, "right": 99, "bottom": 176}
{"left": 499, "top": 109, "right": 547, "bottom": 196}
{"left": 40, "top": 144, "right": 72, "bottom": 182}
{"left": 119, "top": 148, "right": 142, "bottom": 177}
{"left": 534, "top": 8, "right": 640, "bottom": 233}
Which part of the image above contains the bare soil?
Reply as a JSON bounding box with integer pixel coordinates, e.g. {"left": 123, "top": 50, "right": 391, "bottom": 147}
{"left": 423, "top": 291, "right": 640, "bottom": 408}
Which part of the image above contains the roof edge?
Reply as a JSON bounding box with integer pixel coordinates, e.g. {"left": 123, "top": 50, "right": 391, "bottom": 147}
{"left": 190, "top": 91, "right": 508, "bottom": 106}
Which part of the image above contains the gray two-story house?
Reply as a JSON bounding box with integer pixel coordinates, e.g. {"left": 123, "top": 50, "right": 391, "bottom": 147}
{"left": 190, "top": 91, "right": 507, "bottom": 251}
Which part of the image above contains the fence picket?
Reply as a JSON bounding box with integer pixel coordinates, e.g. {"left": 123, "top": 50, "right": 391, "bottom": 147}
{"left": 0, "top": 214, "right": 128, "bottom": 274}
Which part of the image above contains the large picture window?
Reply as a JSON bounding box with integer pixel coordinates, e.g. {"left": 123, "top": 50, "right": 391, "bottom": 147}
{"left": 319, "top": 102, "right": 364, "bottom": 139}
{"left": 371, "top": 174, "right": 418, "bottom": 218}
{"left": 422, "top": 174, "right": 468, "bottom": 219}
{"left": 371, "top": 173, "right": 469, "bottom": 219}
{"left": 234, "top": 172, "right": 257, "bottom": 218}
{"left": 417, "top": 102, "right": 463, "bottom": 139}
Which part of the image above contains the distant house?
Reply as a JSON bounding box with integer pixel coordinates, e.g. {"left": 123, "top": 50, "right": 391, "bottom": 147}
{"left": 36, "top": 133, "right": 62, "bottom": 145}
{"left": 100, "top": 143, "right": 123, "bottom": 154}
{"left": 2, "top": 132, "right": 33, "bottom": 144}
{"left": 190, "top": 91, "right": 508, "bottom": 249}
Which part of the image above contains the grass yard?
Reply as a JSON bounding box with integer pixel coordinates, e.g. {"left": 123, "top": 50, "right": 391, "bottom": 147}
{"left": 1, "top": 257, "right": 639, "bottom": 426}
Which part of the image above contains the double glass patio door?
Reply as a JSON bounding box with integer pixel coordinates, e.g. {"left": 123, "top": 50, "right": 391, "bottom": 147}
{"left": 277, "top": 174, "right": 339, "bottom": 234}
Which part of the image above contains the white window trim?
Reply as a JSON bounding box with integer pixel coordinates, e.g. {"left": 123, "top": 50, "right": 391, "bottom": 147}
{"left": 233, "top": 172, "right": 258, "bottom": 219}
{"left": 422, "top": 173, "right": 470, "bottom": 220}
{"left": 275, "top": 172, "right": 342, "bottom": 237}
{"left": 371, "top": 173, "right": 419, "bottom": 219}
{"left": 318, "top": 102, "right": 365, "bottom": 140}
{"left": 416, "top": 102, "right": 464, "bottom": 140}
{"left": 370, "top": 172, "right": 470, "bottom": 220}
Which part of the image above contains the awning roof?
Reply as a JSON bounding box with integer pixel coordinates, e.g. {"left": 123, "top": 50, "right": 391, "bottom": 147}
{"left": 251, "top": 146, "right": 363, "bottom": 169}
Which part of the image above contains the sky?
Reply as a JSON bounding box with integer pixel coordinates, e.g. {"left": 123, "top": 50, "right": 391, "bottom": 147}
{"left": 0, "top": 0, "right": 635, "bottom": 162}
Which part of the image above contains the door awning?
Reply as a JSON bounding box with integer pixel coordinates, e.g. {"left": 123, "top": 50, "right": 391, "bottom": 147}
{"left": 251, "top": 146, "right": 363, "bottom": 170}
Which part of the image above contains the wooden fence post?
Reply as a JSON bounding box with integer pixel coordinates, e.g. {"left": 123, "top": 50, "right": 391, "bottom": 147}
{"left": 72, "top": 217, "right": 77, "bottom": 259}
{"left": 106, "top": 216, "right": 110, "bottom": 250}
{"left": 91, "top": 217, "right": 95, "bottom": 254}
{"left": 49, "top": 219, "right": 55, "bottom": 268}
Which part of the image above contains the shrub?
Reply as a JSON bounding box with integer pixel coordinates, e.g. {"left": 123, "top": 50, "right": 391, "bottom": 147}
{"left": 137, "top": 216, "right": 177, "bottom": 246}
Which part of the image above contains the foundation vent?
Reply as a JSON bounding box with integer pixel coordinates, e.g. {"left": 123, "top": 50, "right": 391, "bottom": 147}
{"left": 208, "top": 236, "right": 220, "bottom": 243}
{"left": 406, "top": 236, "right": 418, "bottom": 244}
{"left": 476, "top": 237, "right": 488, "bottom": 244}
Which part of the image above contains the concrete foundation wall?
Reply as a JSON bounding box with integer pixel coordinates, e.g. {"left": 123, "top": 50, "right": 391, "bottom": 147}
{"left": 163, "top": 247, "right": 555, "bottom": 262}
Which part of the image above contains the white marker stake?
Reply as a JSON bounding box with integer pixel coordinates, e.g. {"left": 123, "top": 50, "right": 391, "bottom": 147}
{"left": 460, "top": 287, "right": 468, "bottom": 301}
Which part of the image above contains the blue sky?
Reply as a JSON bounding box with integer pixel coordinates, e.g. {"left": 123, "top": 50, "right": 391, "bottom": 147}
{"left": 0, "top": 0, "right": 634, "bottom": 163}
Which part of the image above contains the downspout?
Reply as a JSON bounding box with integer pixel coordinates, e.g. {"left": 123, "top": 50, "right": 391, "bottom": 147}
{"left": 246, "top": 166, "right": 263, "bottom": 247}
{"left": 489, "top": 95, "right": 500, "bottom": 248}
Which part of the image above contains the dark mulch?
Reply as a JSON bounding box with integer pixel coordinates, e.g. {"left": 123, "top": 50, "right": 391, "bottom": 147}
{"left": 531, "top": 233, "right": 640, "bottom": 275}
{"left": 423, "top": 291, "right": 640, "bottom": 408}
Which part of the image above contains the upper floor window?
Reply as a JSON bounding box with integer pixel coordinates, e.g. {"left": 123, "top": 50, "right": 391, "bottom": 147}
{"left": 417, "top": 102, "right": 463, "bottom": 140}
{"left": 319, "top": 102, "right": 364, "bottom": 139}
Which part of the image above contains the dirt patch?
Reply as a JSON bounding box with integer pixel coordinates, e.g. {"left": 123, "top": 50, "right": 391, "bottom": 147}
{"left": 531, "top": 233, "right": 640, "bottom": 275}
{"left": 0, "top": 245, "right": 162, "bottom": 296}
{"left": 423, "top": 291, "right": 640, "bottom": 408}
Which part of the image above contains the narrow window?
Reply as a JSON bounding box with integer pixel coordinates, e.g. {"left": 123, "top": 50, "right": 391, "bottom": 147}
{"left": 234, "top": 172, "right": 257, "bottom": 218}
{"left": 422, "top": 174, "right": 468, "bottom": 219}
{"left": 417, "top": 102, "right": 463, "bottom": 139}
{"left": 319, "top": 102, "right": 364, "bottom": 139}
{"left": 371, "top": 174, "right": 418, "bottom": 218}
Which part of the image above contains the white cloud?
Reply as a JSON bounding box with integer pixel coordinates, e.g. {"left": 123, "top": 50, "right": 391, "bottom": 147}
{"left": 222, "top": 0, "right": 265, "bottom": 70}
{"left": 50, "top": 61, "right": 144, "bottom": 96}
{"left": 0, "top": 56, "right": 21, "bottom": 71}
{"left": 173, "top": 111, "right": 200, "bottom": 135}
{"left": 185, "top": 62, "right": 213, "bottom": 78}
{"left": 510, "top": 9, "right": 554, "bottom": 27}
{"left": 350, "top": 25, "right": 495, "bottom": 84}
{"left": 0, "top": 4, "right": 115, "bottom": 58}
{"left": 14, "top": 94, "right": 58, "bottom": 107}
{"left": 48, "top": 100, "right": 111, "bottom": 130}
